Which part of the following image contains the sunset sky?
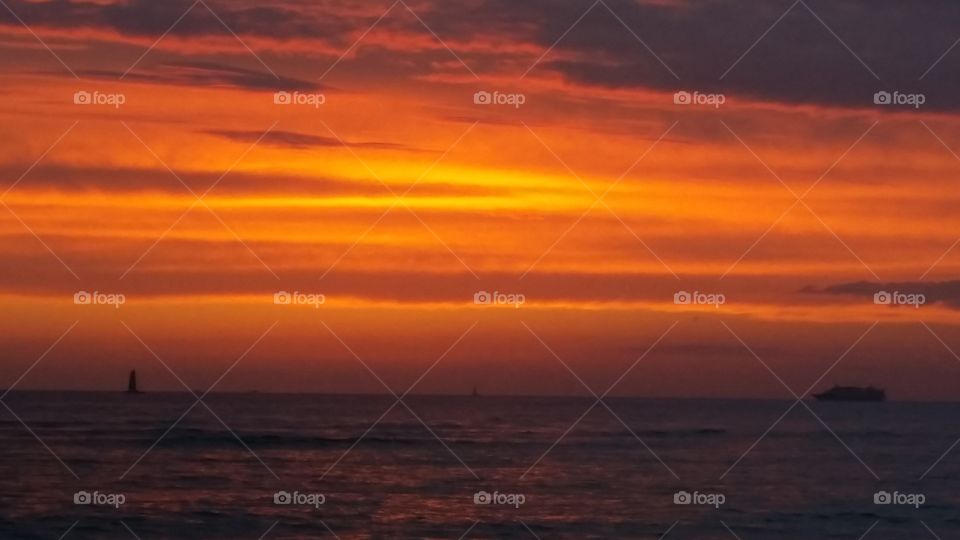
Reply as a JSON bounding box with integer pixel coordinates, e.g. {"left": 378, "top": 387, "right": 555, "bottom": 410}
{"left": 3, "top": 0, "right": 960, "bottom": 399}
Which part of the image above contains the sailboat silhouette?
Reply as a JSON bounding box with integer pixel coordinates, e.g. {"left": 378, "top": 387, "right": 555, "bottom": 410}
{"left": 127, "top": 370, "right": 143, "bottom": 394}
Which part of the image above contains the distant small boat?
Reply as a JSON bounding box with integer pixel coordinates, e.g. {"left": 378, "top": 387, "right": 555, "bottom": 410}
{"left": 813, "top": 386, "right": 885, "bottom": 402}
{"left": 127, "top": 370, "right": 143, "bottom": 394}
{"left": 472, "top": 385, "right": 479, "bottom": 398}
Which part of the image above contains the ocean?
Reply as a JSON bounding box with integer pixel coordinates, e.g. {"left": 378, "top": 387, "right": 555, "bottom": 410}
{"left": 1, "top": 392, "right": 958, "bottom": 538}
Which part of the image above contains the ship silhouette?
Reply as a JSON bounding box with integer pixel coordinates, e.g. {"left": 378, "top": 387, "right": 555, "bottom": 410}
{"left": 127, "top": 370, "right": 143, "bottom": 394}
{"left": 813, "top": 385, "right": 884, "bottom": 402}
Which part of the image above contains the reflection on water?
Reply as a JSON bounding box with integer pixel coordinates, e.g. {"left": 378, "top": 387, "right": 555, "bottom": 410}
{"left": 1, "top": 392, "right": 958, "bottom": 538}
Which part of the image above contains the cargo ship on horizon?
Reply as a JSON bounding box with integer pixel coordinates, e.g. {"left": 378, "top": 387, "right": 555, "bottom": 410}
{"left": 813, "top": 385, "right": 885, "bottom": 402}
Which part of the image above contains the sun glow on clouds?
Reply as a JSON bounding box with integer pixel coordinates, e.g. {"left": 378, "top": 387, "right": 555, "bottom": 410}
{"left": 3, "top": 0, "right": 960, "bottom": 397}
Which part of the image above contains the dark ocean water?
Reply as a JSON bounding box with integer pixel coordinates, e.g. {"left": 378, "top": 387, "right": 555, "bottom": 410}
{"left": 1, "top": 392, "right": 958, "bottom": 539}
